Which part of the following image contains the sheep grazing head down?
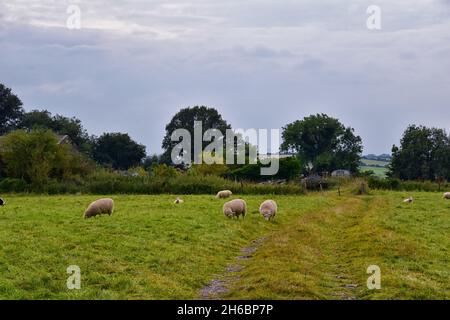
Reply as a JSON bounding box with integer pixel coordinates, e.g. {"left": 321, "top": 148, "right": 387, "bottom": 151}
{"left": 174, "top": 197, "right": 184, "bottom": 204}
{"left": 223, "top": 206, "right": 235, "bottom": 218}
{"left": 261, "top": 210, "right": 272, "bottom": 220}
{"left": 444, "top": 192, "right": 450, "bottom": 200}
{"left": 0, "top": 198, "right": 5, "bottom": 206}
{"left": 84, "top": 198, "right": 114, "bottom": 218}
{"left": 223, "top": 199, "right": 246, "bottom": 219}
{"left": 259, "top": 200, "right": 277, "bottom": 221}
{"left": 216, "top": 190, "right": 232, "bottom": 199}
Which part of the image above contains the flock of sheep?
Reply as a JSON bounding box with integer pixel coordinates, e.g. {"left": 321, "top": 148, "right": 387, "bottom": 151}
{"left": 74, "top": 190, "right": 450, "bottom": 218}
{"left": 81, "top": 190, "right": 278, "bottom": 221}
{"left": 1, "top": 192, "right": 448, "bottom": 218}
{"left": 81, "top": 190, "right": 450, "bottom": 220}
{"left": 186, "top": 190, "right": 277, "bottom": 221}
{"left": 80, "top": 191, "right": 450, "bottom": 220}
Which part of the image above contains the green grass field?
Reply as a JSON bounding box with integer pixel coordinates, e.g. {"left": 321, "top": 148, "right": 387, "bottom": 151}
{"left": 360, "top": 159, "right": 390, "bottom": 177}
{"left": 0, "top": 192, "right": 449, "bottom": 299}
{"left": 360, "top": 166, "right": 389, "bottom": 177}
{"left": 360, "top": 159, "right": 389, "bottom": 167}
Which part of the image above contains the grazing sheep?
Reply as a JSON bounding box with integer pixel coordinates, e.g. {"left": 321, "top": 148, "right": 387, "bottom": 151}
{"left": 216, "top": 190, "right": 233, "bottom": 199}
{"left": 259, "top": 200, "right": 277, "bottom": 221}
{"left": 84, "top": 198, "right": 114, "bottom": 218}
{"left": 403, "top": 197, "right": 413, "bottom": 204}
{"left": 0, "top": 198, "right": 5, "bottom": 206}
{"left": 444, "top": 192, "right": 450, "bottom": 200}
{"left": 223, "top": 199, "right": 246, "bottom": 219}
{"left": 174, "top": 197, "right": 184, "bottom": 204}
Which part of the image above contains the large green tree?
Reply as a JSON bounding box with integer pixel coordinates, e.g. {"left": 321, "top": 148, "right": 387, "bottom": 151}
{"left": 20, "top": 109, "right": 53, "bottom": 129}
{"left": 281, "top": 114, "right": 362, "bottom": 173}
{"left": 161, "top": 106, "right": 232, "bottom": 164}
{"left": 389, "top": 125, "right": 450, "bottom": 181}
{"left": 20, "top": 109, "right": 92, "bottom": 153}
{"left": 0, "top": 84, "right": 24, "bottom": 134}
{"left": 93, "top": 133, "right": 146, "bottom": 170}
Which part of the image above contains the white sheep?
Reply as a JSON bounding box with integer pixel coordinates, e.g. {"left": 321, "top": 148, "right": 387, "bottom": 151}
{"left": 223, "top": 199, "right": 246, "bottom": 219}
{"left": 0, "top": 198, "right": 5, "bottom": 206}
{"left": 174, "top": 197, "right": 184, "bottom": 204}
{"left": 403, "top": 197, "right": 413, "bottom": 203}
{"left": 216, "top": 190, "right": 233, "bottom": 199}
{"left": 259, "top": 200, "right": 277, "bottom": 221}
{"left": 444, "top": 192, "right": 450, "bottom": 200}
{"left": 84, "top": 198, "right": 114, "bottom": 218}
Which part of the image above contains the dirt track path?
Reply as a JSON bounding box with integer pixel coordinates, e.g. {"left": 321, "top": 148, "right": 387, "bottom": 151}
{"left": 199, "top": 196, "right": 382, "bottom": 300}
{"left": 199, "top": 236, "right": 267, "bottom": 299}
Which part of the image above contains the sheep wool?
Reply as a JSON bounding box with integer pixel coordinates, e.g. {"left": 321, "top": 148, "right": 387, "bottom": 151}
{"left": 444, "top": 192, "right": 450, "bottom": 200}
{"left": 403, "top": 197, "right": 413, "bottom": 203}
{"left": 84, "top": 198, "right": 114, "bottom": 218}
{"left": 174, "top": 197, "right": 184, "bottom": 204}
{"left": 259, "top": 200, "right": 277, "bottom": 221}
{"left": 223, "top": 199, "right": 246, "bottom": 219}
{"left": 216, "top": 190, "right": 233, "bottom": 199}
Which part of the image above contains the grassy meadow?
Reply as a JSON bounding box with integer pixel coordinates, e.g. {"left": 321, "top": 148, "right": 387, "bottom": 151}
{"left": 0, "top": 191, "right": 449, "bottom": 299}
{"left": 360, "top": 159, "right": 390, "bottom": 178}
{"left": 360, "top": 166, "right": 389, "bottom": 178}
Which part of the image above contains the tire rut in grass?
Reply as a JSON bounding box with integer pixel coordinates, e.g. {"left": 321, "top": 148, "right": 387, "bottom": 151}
{"left": 199, "top": 236, "right": 267, "bottom": 299}
{"left": 327, "top": 197, "right": 376, "bottom": 300}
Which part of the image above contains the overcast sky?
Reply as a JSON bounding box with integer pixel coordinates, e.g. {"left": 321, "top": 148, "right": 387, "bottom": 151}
{"left": 1, "top": 0, "right": 449, "bottom": 155}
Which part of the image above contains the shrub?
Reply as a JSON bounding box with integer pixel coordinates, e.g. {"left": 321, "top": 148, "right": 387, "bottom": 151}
{"left": 151, "top": 164, "right": 179, "bottom": 179}
{"left": 227, "top": 157, "right": 302, "bottom": 182}
{"left": 188, "top": 163, "right": 229, "bottom": 177}
{"left": 276, "top": 157, "right": 302, "bottom": 180}
{"left": 127, "top": 166, "right": 148, "bottom": 177}
{"left": 0, "top": 178, "right": 28, "bottom": 193}
{"left": 349, "top": 179, "right": 371, "bottom": 195}
{"left": 0, "top": 129, "right": 93, "bottom": 187}
{"left": 0, "top": 170, "right": 305, "bottom": 195}
{"left": 300, "top": 175, "right": 329, "bottom": 190}
{"left": 368, "top": 177, "right": 450, "bottom": 192}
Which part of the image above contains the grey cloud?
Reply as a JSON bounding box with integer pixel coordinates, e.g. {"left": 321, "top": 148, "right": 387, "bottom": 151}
{"left": 0, "top": 1, "right": 449, "bottom": 154}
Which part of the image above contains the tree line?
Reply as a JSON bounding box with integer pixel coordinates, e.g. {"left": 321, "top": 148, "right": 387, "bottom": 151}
{"left": 1, "top": 83, "right": 449, "bottom": 186}
{"left": 0, "top": 83, "right": 146, "bottom": 170}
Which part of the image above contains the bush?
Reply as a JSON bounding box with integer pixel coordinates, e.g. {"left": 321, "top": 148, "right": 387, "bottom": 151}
{"left": 227, "top": 157, "right": 302, "bottom": 181}
{"left": 127, "top": 166, "right": 148, "bottom": 177}
{"left": 151, "top": 164, "right": 179, "bottom": 179}
{"left": 188, "top": 163, "right": 229, "bottom": 177}
{"left": 0, "top": 178, "right": 28, "bottom": 193}
{"left": 276, "top": 157, "right": 302, "bottom": 180}
{"left": 368, "top": 177, "right": 450, "bottom": 192}
{"left": 349, "top": 179, "right": 371, "bottom": 195}
{"left": 0, "top": 170, "right": 305, "bottom": 195}
{"left": 301, "top": 175, "right": 329, "bottom": 190}
{"left": 0, "top": 129, "right": 93, "bottom": 187}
